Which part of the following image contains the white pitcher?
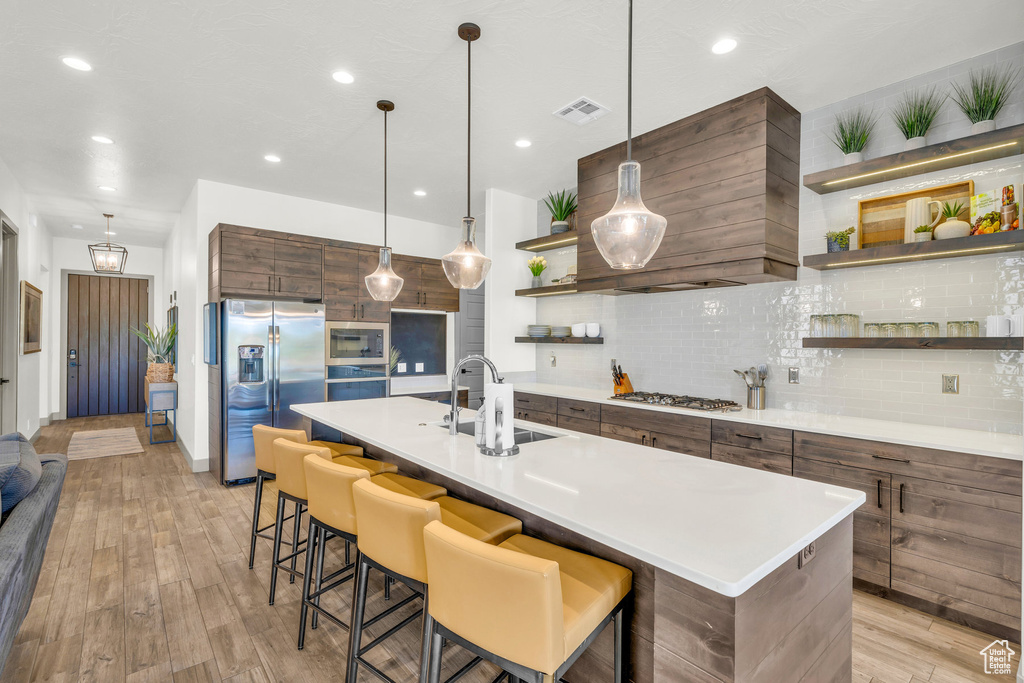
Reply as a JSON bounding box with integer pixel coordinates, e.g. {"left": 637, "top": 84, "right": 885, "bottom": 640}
{"left": 904, "top": 198, "right": 942, "bottom": 243}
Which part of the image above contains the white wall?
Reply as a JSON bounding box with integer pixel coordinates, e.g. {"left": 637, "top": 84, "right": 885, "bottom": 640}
{"left": 166, "top": 179, "right": 470, "bottom": 471}
{"left": 0, "top": 152, "right": 52, "bottom": 439}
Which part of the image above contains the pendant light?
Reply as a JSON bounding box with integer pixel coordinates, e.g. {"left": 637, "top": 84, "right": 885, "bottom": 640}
{"left": 364, "top": 99, "right": 405, "bottom": 301}
{"left": 89, "top": 213, "right": 128, "bottom": 274}
{"left": 590, "top": 0, "right": 667, "bottom": 270}
{"left": 441, "top": 22, "right": 491, "bottom": 290}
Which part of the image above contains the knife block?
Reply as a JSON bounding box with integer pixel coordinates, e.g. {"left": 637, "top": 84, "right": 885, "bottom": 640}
{"left": 613, "top": 374, "right": 634, "bottom": 394}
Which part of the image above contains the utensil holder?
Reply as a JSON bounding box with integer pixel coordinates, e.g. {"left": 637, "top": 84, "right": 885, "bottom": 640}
{"left": 613, "top": 374, "right": 634, "bottom": 395}
{"left": 747, "top": 386, "right": 766, "bottom": 410}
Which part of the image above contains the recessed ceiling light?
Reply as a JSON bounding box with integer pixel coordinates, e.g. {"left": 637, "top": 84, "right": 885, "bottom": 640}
{"left": 332, "top": 70, "right": 355, "bottom": 84}
{"left": 413, "top": 190, "right": 427, "bottom": 197}
{"left": 62, "top": 56, "right": 92, "bottom": 71}
{"left": 711, "top": 38, "right": 737, "bottom": 55}
{"left": 264, "top": 154, "right": 281, "bottom": 163}
{"left": 97, "top": 185, "right": 116, "bottom": 192}
{"left": 515, "top": 139, "right": 532, "bottom": 148}
{"left": 71, "top": 224, "right": 83, "bottom": 230}
{"left": 91, "top": 135, "right": 113, "bottom": 144}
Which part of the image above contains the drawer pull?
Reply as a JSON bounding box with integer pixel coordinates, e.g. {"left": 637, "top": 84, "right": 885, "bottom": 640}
{"left": 876, "top": 479, "right": 882, "bottom": 509}
{"left": 899, "top": 483, "right": 905, "bottom": 513}
{"left": 569, "top": 406, "right": 585, "bottom": 412}
{"left": 872, "top": 454, "right": 910, "bottom": 463}
{"left": 652, "top": 436, "right": 657, "bottom": 447}
{"left": 641, "top": 434, "right": 647, "bottom": 446}
{"left": 735, "top": 433, "right": 762, "bottom": 440}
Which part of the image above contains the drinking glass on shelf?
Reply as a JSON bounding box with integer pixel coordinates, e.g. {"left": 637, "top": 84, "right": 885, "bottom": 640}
{"left": 824, "top": 314, "right": 840, "bottom": 337}
{"left": 881, "top": 323, "right": 899, "bottom": 338}
{"left": 840, "top": 314, "right": 860, "bottom": 338}
{"left": 947, "top": 321, "right": 962, "bottom": 337}
{"left": 863, "top": 323, "right": 881, "bottom": 338}
{"left": 898, "top": 323, "right": 919, "bottom": 338}
{"left": 918, "top": 322, "right": 939, "bottom": 337}
{"left": 962, "top": 321, "right": 980, "bottom": 337}
{"left": 809, "top": 315, "right": 824, "bottom": 338}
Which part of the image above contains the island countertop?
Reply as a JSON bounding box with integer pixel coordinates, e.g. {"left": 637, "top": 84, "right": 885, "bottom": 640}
{"left": 293, "top": 397, "right": 865, "bottom": 597}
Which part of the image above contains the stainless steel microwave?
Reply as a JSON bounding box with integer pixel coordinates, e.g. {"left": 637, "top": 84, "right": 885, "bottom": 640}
{"left": 325, "top": 321, "right": 389, "bottom": 366}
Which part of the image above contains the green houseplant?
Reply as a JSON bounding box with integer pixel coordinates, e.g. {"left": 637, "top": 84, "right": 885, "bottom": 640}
{"left": 951, "top": 66, "right": 1021, "bottom": 134}
{"left": 913, "top": 224, "right": 933, "bottom": 243}
{"left": 130, "top": 323, "right": 177, "bottom": 383}
{"left": 543, "top": 189, "right": 578, "bottom": 234}
{"left": 891, "top": 87, "right": 944, "bottom": 150}
{"left": 828, "top": 109, "right": 877, "bottom": 164}
{"left": 825, "top": 227, "right": 856, "bottom": 253}
{"left": 934, "top": 199, "right": 971, "bottom": 240}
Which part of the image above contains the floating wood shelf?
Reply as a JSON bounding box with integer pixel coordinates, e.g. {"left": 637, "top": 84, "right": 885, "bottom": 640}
{"left": 515, "top": 336, "right": 604, "bottom": 345}
{"left": 802, "top": 231, "right": 1024, "bottom": 270}
{"left": 515, "top": 283, "right": 579, "bottom": 297}
{"left": 802, "top": 123, "right": 1024, "bottom": 194}
{"left": 515, "top": 231, "right": 579, "bottom": 252}
{"left": 803, "top": 337, "right": 1023, "bottom": 351}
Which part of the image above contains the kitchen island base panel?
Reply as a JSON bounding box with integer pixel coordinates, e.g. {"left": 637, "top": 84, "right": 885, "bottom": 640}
{"left": 311, "top": 417, "right": 854, "bottom": 683}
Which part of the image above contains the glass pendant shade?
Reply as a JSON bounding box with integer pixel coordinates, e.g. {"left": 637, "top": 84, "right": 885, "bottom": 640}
{"left": 364, "top": 246, "right": 404, "bottom": 301}
{"left": 442, "top": 217, "right": 491, "bottom": 289}
{"left": 590, "top": 160, "right": 667, "bottom": 269}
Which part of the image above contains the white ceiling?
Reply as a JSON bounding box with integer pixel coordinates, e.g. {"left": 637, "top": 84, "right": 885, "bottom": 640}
{"left": 0, "top": 0, "right": 1021, "bottom": 247}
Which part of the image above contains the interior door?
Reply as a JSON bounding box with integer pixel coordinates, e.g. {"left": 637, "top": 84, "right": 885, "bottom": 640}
{"left": 67, "top": 274, "right": 149, "bottom": 417}
{"left": 455, "top": 284, "right": 485, "bottom": 407}
{"left": 0, "top": 223, "right": 17, "bottom": 433}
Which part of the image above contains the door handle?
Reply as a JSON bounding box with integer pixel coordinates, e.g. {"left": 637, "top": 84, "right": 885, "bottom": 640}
{"left": 274, "top": 326, "right": 281, "bottom": 413}
{"left": 267, "top": 325, "right": 275, "bottom": 410}
{"left": 0, "top": 378, "right": 9, "bottom": 385}
{"left": 898, "top": 483, "right": 905, "bottom": 513}
{"left": 876, "top": 479, "right": 882, "bottom": 508}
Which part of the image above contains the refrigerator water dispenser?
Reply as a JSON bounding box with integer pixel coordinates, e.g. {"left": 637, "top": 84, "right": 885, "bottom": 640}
{"left": 237, "top": 345, "right": 264, "bottom": 383}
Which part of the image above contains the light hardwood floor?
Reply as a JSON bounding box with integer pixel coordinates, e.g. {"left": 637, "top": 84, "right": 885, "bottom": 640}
{"left": 0, "top": 414, "right": 1019, "bottom": 683}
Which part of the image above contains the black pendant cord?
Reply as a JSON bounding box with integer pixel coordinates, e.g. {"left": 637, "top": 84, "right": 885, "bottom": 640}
{"left": 383, "top": 108, "right": 388, "bottom": 248}
{"left": 466, "top": 34, "right": 472, "bottom": 218}
{"left": 627, "top": 0, "right": 633, "bottom": 162}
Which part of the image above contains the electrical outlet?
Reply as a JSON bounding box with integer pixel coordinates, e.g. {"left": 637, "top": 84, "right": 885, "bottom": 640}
{"left": 798, "top": 541, "right": 816, "bottom": 568}
{"left": 788, "top": 367, "right": 800, "bottom": 384}
{"left": 397, "top": 362, "right": 407, "bottom": 373}
{"left": 415, "top": 362, "right": 424, "bottom": 373}
{"left": 942, "top": 374, "right": 959, "bottom": 394}
{"left": 550, "top": 353, "right": 557, "bottom": 367}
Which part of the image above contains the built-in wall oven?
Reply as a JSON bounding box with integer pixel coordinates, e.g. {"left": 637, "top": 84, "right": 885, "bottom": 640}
{"left": 324, "top": 322, "right": 390, "bottom": 401}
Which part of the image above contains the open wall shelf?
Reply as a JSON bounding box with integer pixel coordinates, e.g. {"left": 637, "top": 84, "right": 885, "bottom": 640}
{"left": 803, "top": 337, "right": 1023, "bottom": 351}
{"left": 515, "top": 283, "right": 579, "bottom": 297}
{"left": 803, "top": 231, "right": 1024, "bottom": 270}
{"left": 515, "top": 336, "right": 604, "bottom": 344}
{"left": 802, "top": 123, "right": 1024, "bottom": 194}
{"left": 515, "top": 231, "right": 579, "bottom": 252}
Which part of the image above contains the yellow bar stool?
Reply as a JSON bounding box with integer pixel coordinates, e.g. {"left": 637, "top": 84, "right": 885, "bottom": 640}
{"left": 299, "top": 454, "right": 446, "bottom": 649}
{"left": 422, "top": 521, "right": 633, "bottom": 683}
{"left": 249, "top": 424, "right": 394, "bottom": 569}
{"left": 347, "top": 478, "right": 523, "bottom": 683}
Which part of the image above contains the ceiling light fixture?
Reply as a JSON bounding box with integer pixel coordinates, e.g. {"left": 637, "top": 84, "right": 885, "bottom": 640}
{"left": 97, "top": 186, "right": 116, "bottom": 192}
{"left": 590, "top": 0, "right": 667, "bottom": 270}
{"left": 332, "top": 70, "right": 355, "bottom": 84}
{"left": 515, "top": 139, "right": 532, "bottom": 148}
{"left": 441, "top": 23, "right": 491, "bottom": 290}
{"left": 89, "top": 213, "right": 128, "bottom": 274}
{"left": 264, "top": 154, "right": 281, "bottom": 163}
{"left": 711, "top": 38, "right": 737, "bottom": 54}
{"left": 91, "top": 135, "right": 113, "bottom": 144}
{"left": 62, "top": 56, "right": 92, "bottom": 71}
{"left": 364, "top": 100, "right": 404, "bottom": 302}
{"left": 71, "top": 224, "right": 83, "bottom": 230}
{"left": 414, "top": 190, "right": 427, "bottom": 197}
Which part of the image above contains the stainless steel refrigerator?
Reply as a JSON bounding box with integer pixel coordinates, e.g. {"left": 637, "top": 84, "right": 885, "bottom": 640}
{"left": 217, "top": 300, "right": 325, "bottom": 485}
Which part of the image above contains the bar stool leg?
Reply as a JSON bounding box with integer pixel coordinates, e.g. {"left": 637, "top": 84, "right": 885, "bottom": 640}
{"left": 345, "top": 555, "right": 370, "bottom": 683}
{"left": 312, "top": 526, "right": 326, "bottom": 630}
{"left": 418, "top": 595, "right": 433, "bottom": 683}
{"left": 425, "top": 622, "right": 443, "bottom": 683}
{"left": 248, "top": 473, "right": 265, "bottom": 569}
{"left": 289, "top": 501, "right": 303, "bottom": 584}
{"left": 268, "top": 495, "right": 286, "bottom": 605}
{"left": 384, "top": 575, "right": 392, "bottom": 601}
{"left": 298, "top": 517, "right": 319, "bottom": 650}
{"left": 613, "top": 608, "right": 627, "bottom": 683}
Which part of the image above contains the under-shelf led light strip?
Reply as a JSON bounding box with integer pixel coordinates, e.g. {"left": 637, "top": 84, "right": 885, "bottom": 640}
{"left": 822, "top": 243, "right": 1018, "bottom": 267}
{"left": 822, "top": 142, "right": 1018, "bottom": 187}
{"left": 526, "top": 236, "right": 578, "bottom": 250}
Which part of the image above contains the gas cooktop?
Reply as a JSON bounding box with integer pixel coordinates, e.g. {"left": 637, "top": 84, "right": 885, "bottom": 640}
{"left": 608, "top": 392, "right": 742, "bottom": 412}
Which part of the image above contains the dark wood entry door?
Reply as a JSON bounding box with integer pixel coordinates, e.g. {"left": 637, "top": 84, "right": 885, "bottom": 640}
{"left": 67, "top": 274, "right": 149, "bottom": 417}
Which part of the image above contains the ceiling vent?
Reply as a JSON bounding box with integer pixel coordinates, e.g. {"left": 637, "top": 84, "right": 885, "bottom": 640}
{"left": 553, "top": 97, "right": 610, "bottom": 125}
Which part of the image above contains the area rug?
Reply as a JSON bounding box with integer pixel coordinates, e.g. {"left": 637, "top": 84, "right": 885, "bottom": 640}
{"left": 66, "top": 427, "right": 144, "bottom": 460}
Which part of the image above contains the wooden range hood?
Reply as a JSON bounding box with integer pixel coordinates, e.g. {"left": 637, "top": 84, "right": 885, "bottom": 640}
{"left": 576, "top": 87, "right": 800, "bottom": 294}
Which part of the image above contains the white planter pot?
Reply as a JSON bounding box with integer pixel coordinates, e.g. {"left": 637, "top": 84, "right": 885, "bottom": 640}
{"left": 905, "top": 136, "right": 927, "bottom": 151}
{"left": 971, "top": 120, "right": 996, "bottom": 135}
{"left": 913, "top": 231, "right": 932, "bottom": 242}
{"left": 843, "top": 152, "right": 863, "bottom": 165}
{"left": 550, "top": 220, "right": 570, "bottom": 234}
{"left": 934, "top": 219, "right": 971, "bottom": 240}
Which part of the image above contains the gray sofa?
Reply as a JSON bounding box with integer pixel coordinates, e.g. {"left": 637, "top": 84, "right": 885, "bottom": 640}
{"left": 0, "top": 448, "right": 66, "bottom": 675}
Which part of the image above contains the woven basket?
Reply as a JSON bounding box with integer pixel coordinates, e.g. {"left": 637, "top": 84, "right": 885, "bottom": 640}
{"left": 147, "top": 362, "right": 174, "bottom": 383}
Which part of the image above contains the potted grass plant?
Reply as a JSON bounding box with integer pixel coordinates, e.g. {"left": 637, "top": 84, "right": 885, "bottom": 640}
{"left": 131, "top": 323, "right": 177, "bottom": 383}
{"left": 543, "top": 189, "right": 578, "bottom": 234}
{"left": 913, "top": 225, "right": 933, "bottom": 242}
{"left": 951, "top": 66, "right": 1021, "bottom": 134}
{"left": 828, "top": 109, "right": 877, "bottom": 164}
{"left": 825, "top": 227, "right": 856, "bottom": 253}
{"left": 934, "top": 200, "right": 971, "bottom": 240}
{"left": 891, "top": 87, "right": 944, "bottom": 150}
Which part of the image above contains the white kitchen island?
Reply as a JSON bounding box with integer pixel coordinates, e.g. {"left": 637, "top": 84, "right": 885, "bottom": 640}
{"left": 294, "top": 397, "right": 865, "bottom": 683}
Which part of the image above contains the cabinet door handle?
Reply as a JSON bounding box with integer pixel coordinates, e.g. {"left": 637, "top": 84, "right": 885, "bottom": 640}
{"left": 361, "top": 304, "right": 365, "bottom": 318}
{"left": 899, "top": 483, "right": 905, "bottom": 513}
{"left": 652, "top": 435, "right": 658, "bottom": 447}
{"left": 877, "top": 479, "right": 883, "bottom": 509}
{"left": 352, "top": 304, "right": 357, "bottom": 318}
{"left": 278, "top": 277, "right": 282, "bottom": 292}
{"left": 872, "top": 454, "right": 910, "bottom": 463}
{"left": 735, "top": 433, "right": 762, "bottom": 440}
{"left": 417, "top": 292, "right": 421, "bottom": 305}
{"left": 641, "top": 434, "right": 647, "bottom": 446}
{"left": 422, "top": 292, "right": 427, "bottom": 306}
{"left": 268, "top": 275, "right": 273, "bottom": 291}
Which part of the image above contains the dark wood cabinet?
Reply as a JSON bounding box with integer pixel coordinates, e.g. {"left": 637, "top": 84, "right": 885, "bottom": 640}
{"left": 390, "top": 255, "right": 460, "bottom": 312}
{"left": 513, "top": 392, "right": 557, "bottom": 426}
{"left": 710, "top": 420, "right": 793, "bottom": 475}
{"left": 601, "top": 404, "right": 711, "bottom": 457}
{"left": 217, "top": 228, "right": 323, "bottom": 300}
{"left": 323, "top": 246, "right": 391, "bottom": 322}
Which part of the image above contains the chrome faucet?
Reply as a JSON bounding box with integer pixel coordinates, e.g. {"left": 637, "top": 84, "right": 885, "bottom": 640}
{"left": 446, "top": 354, "right": 503, "bottom": 435}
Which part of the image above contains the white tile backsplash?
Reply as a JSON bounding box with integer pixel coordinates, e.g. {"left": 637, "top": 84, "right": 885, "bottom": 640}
{"left": 533, "top": 44, "right": 1024, "bottom": 435}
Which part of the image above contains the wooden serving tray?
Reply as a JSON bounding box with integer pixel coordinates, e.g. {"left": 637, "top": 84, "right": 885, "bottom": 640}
{"left": 857, "top": 180, "right": 973, "bottom": 248}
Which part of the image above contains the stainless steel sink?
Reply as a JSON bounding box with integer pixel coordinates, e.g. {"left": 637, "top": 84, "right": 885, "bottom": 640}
{"left": 441, "top": 420, "right": 560, "bottom": 445}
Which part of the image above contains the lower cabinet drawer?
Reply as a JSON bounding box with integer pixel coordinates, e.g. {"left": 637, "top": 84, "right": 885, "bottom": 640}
{"left": 600, "top": 422, "right": 647, "bottom": 445}
{"left": 557, "top": 414, "right": 600, "bottom": 435}
{"left": 516, "top": 409, "right": 556, "bottom": 427}
{"left": 650, "top": 432, "right": 710, "bottom": 458}
{"left": 711, "top": 443, "right": 792, "bottom": 475}
{"left": 712, "top": 420, "right": 793, "bottom": 455}
{"left": 514, "top": 392, "right": 557, "bottom": 414}
{"left": 557, "top": 398, "right": 601, "bottom": 422}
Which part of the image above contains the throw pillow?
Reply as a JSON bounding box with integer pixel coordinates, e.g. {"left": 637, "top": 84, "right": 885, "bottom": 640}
{"left": 0, "top": 433, "right": 42, "bottom": 513}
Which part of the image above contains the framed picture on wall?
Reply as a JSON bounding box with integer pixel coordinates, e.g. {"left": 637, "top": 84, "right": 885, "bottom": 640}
{"left": 20, "top": 281, "right": 42, "bottom": 354}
